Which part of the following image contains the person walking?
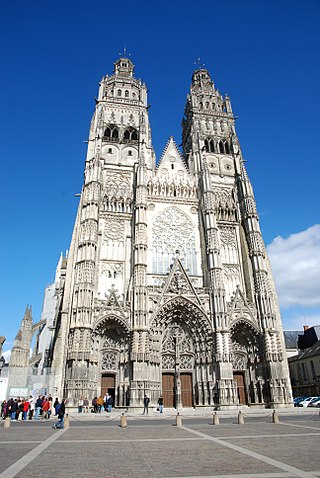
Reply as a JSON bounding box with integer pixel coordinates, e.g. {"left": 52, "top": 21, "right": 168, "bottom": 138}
{"left": 83, "top": 398, "right": 89, "bottom": 412}
{"left": 23, "top": 399, "right": 30, "bottom": 420}
{"left": 107, "top": 395, "right": 113, "bottom": 413}
{"left": 28, "top": 396, "right": 34, "bottom": 420}
{"left": 53, "top": 397, "right": 60, "bottom": 416}
{"left": 143, "top": 395, "right": 150, "bottom": 415}
{"left": 10, "top": 399, "right": 19, "bottom": 421}
{"left": 1, "top": 400, "right": 7, "bottom": 419}
{"left": 78, "top": 398, "right": 84, "bottom": 413}
{"left": 42, "top": 398, "right": 50, "bottom": 419}
{"left": 97, "top": 396, "right": 104, "bottom": 413}
{"left": 34, "top": 396, "right": 43, "bottom": 420}
{"left": 54, "top": 399, "right": 65, "bottom": 429}
{"left": 157, "top": 396, "right": 164, "bottom": 414}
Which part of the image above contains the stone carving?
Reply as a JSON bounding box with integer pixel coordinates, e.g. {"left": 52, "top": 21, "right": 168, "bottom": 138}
{"left": 147, "top": 176, "right": 196, "bottom": 199}
{"left": 168, "top": 268, "right": 190, "bottom": 295}
{"left": 162, "top": 354, "right": 175, "bottom": 369}
{"left": 231, "top": 353, "right": 246, "bottom": 370}
{"left": 223, "top": 265, "right": 240, "bottom": 280}
{"left": 103, "top": 220, "right": 125, "bottom": 241}
{"left": 80, "top": 220, "right": 98, "bottom": 243}
{"left": 180, "top": 355, "right": 193, "bottom": 369}
{"left": 102, "top": 352, "right": 117, "bottom": 370}
{"left": 101, "top": 262, "right": 123, "bottom": 277}
{"left": 152, "top": 207, "right": 195, "bottom": 254}
{"left": 76, "top": 261, "right": 95, "bottom": 283}
{"left": 220, "top": 227, "right": 236, "bottom": 247}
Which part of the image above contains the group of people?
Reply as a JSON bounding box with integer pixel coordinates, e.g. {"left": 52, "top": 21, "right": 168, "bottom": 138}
{"left": 90, "top": 394, "right": 113, "bottom": 413}
{"left": 1, "top": 396, "right": 35, "bottom": 421}
{"left": 1, "top": 395, "right": 66, "bottom": 428}
{"left": 142, "top": 395, "right": 163, "bottom": 414}
{"left": 1, "top": 393, "right": 165, "bottom": 423}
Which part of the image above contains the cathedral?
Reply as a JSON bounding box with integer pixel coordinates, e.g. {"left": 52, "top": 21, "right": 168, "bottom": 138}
{"left": 9, "top": 57, "right": 293, "bottom": 409}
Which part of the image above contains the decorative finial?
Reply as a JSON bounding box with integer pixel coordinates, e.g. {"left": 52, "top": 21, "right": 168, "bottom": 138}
{"left": 119, "top": 45, "right": 131, "bottom": 58}
{"left": 194, "top": 58, "right": 205, "bottom": 69}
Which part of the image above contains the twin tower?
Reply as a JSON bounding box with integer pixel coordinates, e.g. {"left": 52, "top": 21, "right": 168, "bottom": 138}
{"left": 48, "top": 57, "right": 292, "bottom": 409}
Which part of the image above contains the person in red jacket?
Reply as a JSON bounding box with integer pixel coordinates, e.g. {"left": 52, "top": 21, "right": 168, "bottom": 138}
{"left": 23, "top": 399, "right": 30, "bottom": 420}
{"left": 42, "top": 398, "right": 50, "bottom": 419}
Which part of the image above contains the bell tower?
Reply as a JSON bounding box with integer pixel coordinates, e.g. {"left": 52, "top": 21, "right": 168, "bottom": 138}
{"left": 182, "top": 65, "right": 292, "bottom": 407}
{"left": 52, "top": 57, "right": 155, "bottom": 404}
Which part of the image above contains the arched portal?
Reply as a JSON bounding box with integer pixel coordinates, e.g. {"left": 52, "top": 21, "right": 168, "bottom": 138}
{"left": 150, "top": 297, "right": 214, "bottom": 407}
{"left": 230, "top": 320, "right": 265, "bottom": 406}
{"left": 92, "top": 315, "right": 130, "bottom": 407}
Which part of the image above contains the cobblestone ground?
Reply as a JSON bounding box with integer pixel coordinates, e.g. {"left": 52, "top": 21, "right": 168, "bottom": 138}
{"left": 0, "top": 410, "right": 319, "bottom": 478}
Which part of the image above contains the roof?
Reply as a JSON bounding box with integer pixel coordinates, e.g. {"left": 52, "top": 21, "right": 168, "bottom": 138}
{"left": 288, "top": 339, "right": 320, "bottom": 363}
{"left": 283, "top": 331, "right": 300, "bottom": 349}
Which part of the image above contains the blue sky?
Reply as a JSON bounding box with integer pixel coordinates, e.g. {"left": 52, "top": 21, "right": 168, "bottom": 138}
{"left": 1, "top": 0, "right": 320, "bottom": 357}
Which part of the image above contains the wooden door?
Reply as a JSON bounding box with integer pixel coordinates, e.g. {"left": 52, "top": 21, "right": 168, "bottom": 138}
{"left": 162, "top": 373, "right": 174, "bottom": 408}
{"left": 181, "top": 373, "right": 193, "bottom": 407}
{"left": 233, "top": 372, "right": 247, "bottom": 405}
{"left": 101, "top": 373, "right": 116, "bottom": 403}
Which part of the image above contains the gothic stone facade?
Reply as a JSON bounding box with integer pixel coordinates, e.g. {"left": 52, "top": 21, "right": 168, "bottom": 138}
{"left": 50, "top": 58, "right": 292, "bottom": 409}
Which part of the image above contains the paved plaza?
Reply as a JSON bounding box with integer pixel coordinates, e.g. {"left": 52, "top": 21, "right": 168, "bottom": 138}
{"left": 0, "top": 408, "right": 319, "bottom": 478}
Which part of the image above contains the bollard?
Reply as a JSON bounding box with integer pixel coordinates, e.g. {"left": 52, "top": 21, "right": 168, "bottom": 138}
{"left": 120, "top": 413, "right": 127, "bottom": 428}
{"left": 64, "top": 414, "right": 70, "bottom": 429}
{"left": 238, "top": 410, "right": 244, "bottom": 425}
{"left": 272, "top": 409, "right": 280, "bottom": 424}
{"left": 212, "top": 412, "right": 220, "bottom": 425}
{"left": 4, "top": 417, "right": 11, "bottom": 430}
{"left": 175, "top": 412, "right": 182, "bottom": 427}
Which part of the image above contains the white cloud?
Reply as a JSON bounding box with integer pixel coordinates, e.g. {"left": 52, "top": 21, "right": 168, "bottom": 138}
{"left": 267, "top": 224, "right": 320, "bottom": 308}
{"left": 2, "top": 350, "right": 11, "bottom": 363}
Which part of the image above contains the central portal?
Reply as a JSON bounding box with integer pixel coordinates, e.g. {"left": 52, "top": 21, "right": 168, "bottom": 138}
{"left": 162, "top": 372, "right": 193, "bottom": 408}
{"left": 162, "top": 373, "right": 174, "bottom": 407}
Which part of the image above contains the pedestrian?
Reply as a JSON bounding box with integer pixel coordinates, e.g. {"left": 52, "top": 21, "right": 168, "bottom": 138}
{"left": 83, "top": 398, "right": 89, "bottom": 412}
{"left": 42, "top": 397, "right": 50, "bottom": 419}
{"left": 157, "top": 396, "right": 164, "bottom": 414}
{"left": 23, "top": 399, "right": 30, "bottom": 420}
{"left": 53, "top": 397, "right": 60, "bottom": 415}
{"left": 97, "top": 396, "right": 103, "bottom": 413}
{"left": 28, "top": 396, "right": 34, "bottom": 420}
{"left": 54, "top": 399, "right": 65, "bottom": 429}
{"left": 107, "top": 395, "right": 113, "bottom": 413}
{"left": 92, "top": 397, "right": 98, "bottom": 413}
{"left": 143, "top": 394, "right": 150, "bottom": 415}
{"left": 48, "top": 396, "right": 53, "bottom": 418}
{"left": 34, "top": 396, "right": 43, "bottom": 420}
{"left": 78, "top": 398, "right": 84, "bottom": 413}
{"left": 10, "top": 399, "right": 19, "bottom": 421}
{"left": 1, "top": 400, "right": 7, "bottom": 419}
{"left": 17, "top": 399, "right": 24, "bottom": 420}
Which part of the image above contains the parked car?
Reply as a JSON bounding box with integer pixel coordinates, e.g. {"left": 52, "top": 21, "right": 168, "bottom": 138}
{"left": 293, "top": 396, "right": 307, "bottom": 406}
{"left": 307, "top": 397, "right": 320, "bottom": 407}
{"left": 298, "top": 396, "right": 319, "bottom": 407}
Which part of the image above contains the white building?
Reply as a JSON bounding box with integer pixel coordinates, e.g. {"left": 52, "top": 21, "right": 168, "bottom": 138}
{"left": 12, "top": 58, "right": 293, "bottom": 409}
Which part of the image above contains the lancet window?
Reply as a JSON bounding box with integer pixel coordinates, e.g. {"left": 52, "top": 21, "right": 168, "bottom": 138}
{"left": 123, "top": 128, "right": 138, "bottom": 142}
{"left": 103, "top": 125, "right": 119, "bottom": 141}
{"left": 204, "top": 138, "right": 215, "bottom": 153}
